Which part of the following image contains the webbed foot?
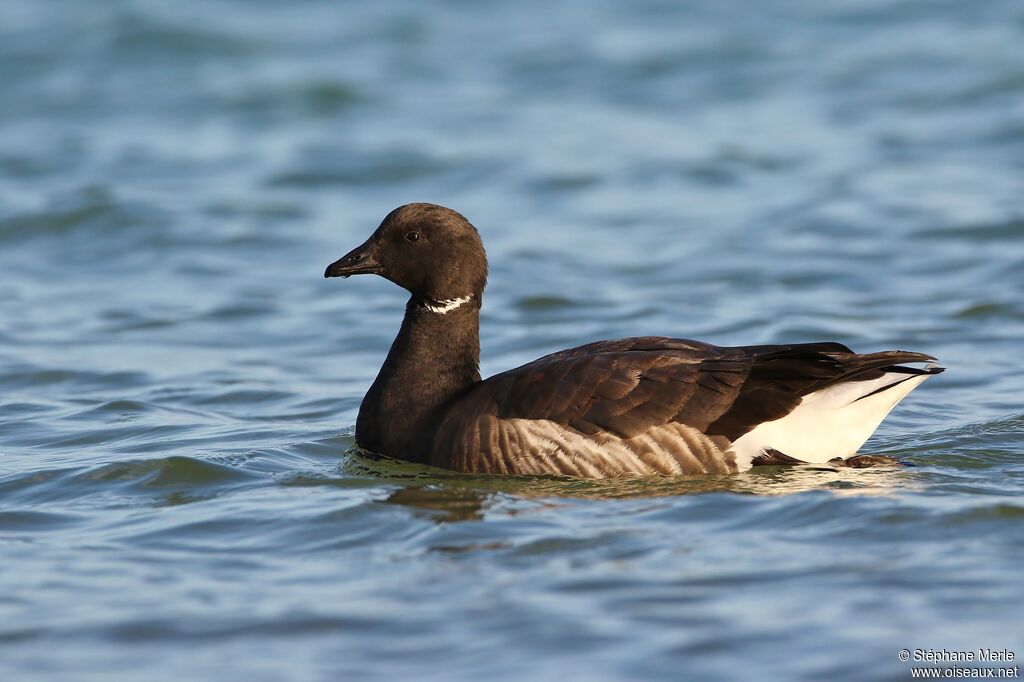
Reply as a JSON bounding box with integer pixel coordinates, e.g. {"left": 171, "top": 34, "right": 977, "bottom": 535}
{"left": 830, "top": 454, "right": 904, "bottom": 468}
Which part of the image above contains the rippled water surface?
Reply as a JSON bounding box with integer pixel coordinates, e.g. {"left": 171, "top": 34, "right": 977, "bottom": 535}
{"left": 2, "top": 1, "right": 1023, "bottom": 680}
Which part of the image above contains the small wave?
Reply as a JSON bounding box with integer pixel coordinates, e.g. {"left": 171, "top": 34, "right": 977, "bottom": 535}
{"left": 0, "top": 456, "right": 264, "bottom": 507}
{"left": 0, "top": 510, "right": 83, "bottom": 531}
{"left": 0, "top": 187, "right": 169, "bottom": 245}
{"left": 0, "top": 363, "right": 150, "bottom": 391}
{"left": 109, "top": 9, "right": 258, "bottom": 59}
{"left": 80, "top": 455, "right": 258, "bottom": 488}
{"left": 223, "top": 79, "right": 362, "bottom": 121}
{"left": 267, "top": 148, "right": 451, "bottom": 188}
{"left": 913, "top": 219, "right": 1024, "bottom": 241}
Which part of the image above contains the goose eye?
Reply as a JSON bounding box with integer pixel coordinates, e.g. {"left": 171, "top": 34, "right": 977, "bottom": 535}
{"left": 405, "top": 231, "right": 420, "bottom": 242}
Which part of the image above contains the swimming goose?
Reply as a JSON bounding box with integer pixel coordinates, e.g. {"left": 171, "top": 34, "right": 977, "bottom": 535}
{"left": 325, "top": 203, "right": 942, "bottom": 478}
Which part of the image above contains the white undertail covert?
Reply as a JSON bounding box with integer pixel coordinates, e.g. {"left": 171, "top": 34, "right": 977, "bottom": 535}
{"left": 729, "top": 370, "right": 936, "bottom": 470}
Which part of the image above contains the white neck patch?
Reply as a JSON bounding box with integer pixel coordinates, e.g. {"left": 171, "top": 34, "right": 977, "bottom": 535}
{"left": 420, "top": 294, "right": 473, "bottom": 315}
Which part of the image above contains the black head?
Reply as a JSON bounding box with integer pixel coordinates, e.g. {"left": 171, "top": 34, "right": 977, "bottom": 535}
{"left": 325, "top": 203, "right": 488, "bottom": 301}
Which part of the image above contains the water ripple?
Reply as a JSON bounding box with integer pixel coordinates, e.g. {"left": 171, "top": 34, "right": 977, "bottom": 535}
{"left": 2, "top": 0, "right": 1023, "bottom": 680}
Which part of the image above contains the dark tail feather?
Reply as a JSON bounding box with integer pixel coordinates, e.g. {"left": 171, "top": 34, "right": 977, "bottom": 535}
{"left": 833, "top": 350, "right": 943, "bottom": 378}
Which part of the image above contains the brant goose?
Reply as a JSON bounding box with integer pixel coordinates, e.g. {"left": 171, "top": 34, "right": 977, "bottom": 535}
{"left": 325, "top": 203, "right": 942, "bottom": 478}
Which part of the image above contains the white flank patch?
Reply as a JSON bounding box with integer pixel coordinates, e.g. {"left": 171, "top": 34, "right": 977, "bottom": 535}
{"left": 730, "top": 372, "right": 934, "bottom": 470}
{"left": 421, "top": 294, "right": 473, "bottom": 314}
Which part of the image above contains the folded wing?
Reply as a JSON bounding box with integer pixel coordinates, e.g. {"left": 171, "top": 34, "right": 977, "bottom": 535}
{"left": 433, "top": 336, "right": 939, "bottom": 477}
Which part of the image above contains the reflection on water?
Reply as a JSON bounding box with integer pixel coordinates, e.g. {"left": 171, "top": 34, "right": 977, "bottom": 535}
{"left": 383, "top": 486, "right": 489, "bottom": 523}
{"left": 349, "top": 448, "right": 920, "bottom": 515}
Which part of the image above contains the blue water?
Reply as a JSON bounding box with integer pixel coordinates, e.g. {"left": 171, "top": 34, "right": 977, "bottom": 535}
{"left": 2, "top": 1, "right": 1023, "bottom": 680}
